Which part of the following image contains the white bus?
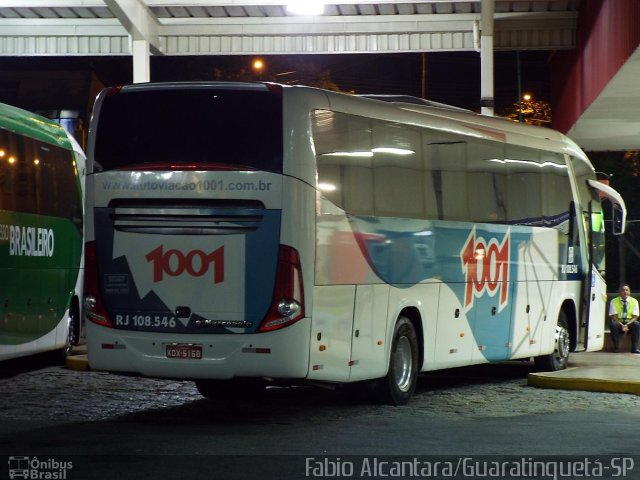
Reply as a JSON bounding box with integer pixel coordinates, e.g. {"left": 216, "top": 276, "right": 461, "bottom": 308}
{"left": 0, "top": 102, "right": 85, "bottom": 362}
{"left": 84, "top": 82, "right": 625, "bottom": 404}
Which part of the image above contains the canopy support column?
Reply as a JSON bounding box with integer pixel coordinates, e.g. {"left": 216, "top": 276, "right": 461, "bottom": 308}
{"left": 132, "top": 39, "right": 150, "bottom": 83}
{"left": 480, "top": 0, "right": 495, "bottom": 116}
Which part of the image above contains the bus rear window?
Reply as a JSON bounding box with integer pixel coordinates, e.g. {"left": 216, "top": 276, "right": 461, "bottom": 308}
{"left": 93, "top": 88, "right": 283, "bottom": 172}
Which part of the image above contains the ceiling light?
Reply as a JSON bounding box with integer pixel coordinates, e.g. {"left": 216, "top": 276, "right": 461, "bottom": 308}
{"left": 372, "top": 147, "right": 415, "bottom": 155}
{"left": 287, "top": 1, "right": 325, "bottom": 15}
{"left": 318, "top": 182, "right": 337, "bottom": 192}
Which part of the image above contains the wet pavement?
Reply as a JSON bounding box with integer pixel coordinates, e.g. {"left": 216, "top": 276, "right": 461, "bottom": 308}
{"left": 65, "top": 345, "right": 640, "bottom": 398}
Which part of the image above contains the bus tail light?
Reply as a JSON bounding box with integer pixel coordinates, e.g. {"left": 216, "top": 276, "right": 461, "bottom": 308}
{"left": 84, "top": 241, "right": 113, "bottom": 327}
{"left": 258, "top": 245, "right": 305, "bottom": 332}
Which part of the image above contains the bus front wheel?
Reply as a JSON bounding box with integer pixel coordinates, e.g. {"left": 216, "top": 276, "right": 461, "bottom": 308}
{"left": 374, "top": 316, "right": 418, "bottom": 405}
{"left": 58, "top": 301, "right": 80, "bottom": 361}
{"left": 535, "top": 311, "right": 570, "bottom": 371}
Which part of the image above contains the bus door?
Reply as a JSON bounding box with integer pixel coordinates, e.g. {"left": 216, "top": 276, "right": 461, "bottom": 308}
{"left": 584, "top": 199, "right": 607, "bottom": 350}
{"left": 571, "top": 191, "right": 607, "bottom": 350}
{"left": 568, "top": 154, "right": 626, "bottom": 351}
{"left": 567, "top": 157, "right": 603, "bottom": 351}
{"left": 584, "top": 179, "right": 627, "bottom": 350}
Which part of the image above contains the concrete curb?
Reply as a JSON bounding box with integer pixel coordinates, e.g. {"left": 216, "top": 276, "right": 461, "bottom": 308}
{"left": 64, "top": 354, "right": 90, "bottom": 371}
{"left": 528, "top": 370, "right": 640, "bottom": 396}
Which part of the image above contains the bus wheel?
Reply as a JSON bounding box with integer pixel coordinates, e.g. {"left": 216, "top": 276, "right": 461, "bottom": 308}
{"left": 535, "top": 311, "right": 570, "bottom": 371}
{"left": 60, "top": 303, "right": 80, "bottom": 359}
{"left": 375, "top": 316, "right": 418, "bottom": 405}
{"left": 195, "top": 379, "right": 265, "bottom": 400}
{"left": 68, "top": 301, "right": 80, "bottom": 347}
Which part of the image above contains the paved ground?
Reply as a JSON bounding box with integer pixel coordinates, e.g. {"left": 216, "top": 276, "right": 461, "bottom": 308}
{"left": 64, "top": 344, "right": 640, "bottom": 403}
{"left": 2, "top": 351, "right": 640, "bottom": 425}
{"left": 3, "top": 350, "right": 640, "bottom": 480}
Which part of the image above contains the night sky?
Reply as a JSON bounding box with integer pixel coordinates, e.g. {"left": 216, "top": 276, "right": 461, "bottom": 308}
{"left": 0, "top": 50, "right": 550, "bottom": 116}
{"left": 150, "top": 50, "right": 550, "bottom": 113}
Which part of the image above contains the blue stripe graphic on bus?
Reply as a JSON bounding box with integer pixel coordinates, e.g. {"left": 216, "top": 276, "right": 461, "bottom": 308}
{"left": 244, "top": 209, "right": 281, "bottom": 329}
{"left": 349, "top": 215, "right": 535, "bottom": 360}
{"left": 94, "top": 206, "right": 282, "bottom": 334}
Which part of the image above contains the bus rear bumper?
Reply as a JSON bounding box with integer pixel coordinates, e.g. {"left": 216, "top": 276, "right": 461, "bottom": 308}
{"left": 86, "top": 319, "right": 311, "bottom": 380}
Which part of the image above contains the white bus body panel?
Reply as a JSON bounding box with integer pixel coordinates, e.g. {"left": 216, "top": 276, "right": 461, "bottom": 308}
{"left": 0, "top": 314, "right": 71, "bottom": 362}
{"left": 87, "top": 318, "right": 311, "bottom": 379}
{"left": 308, "top": 285, "right": 356, "bottom": 382}
{"left": 350, "top": 284, "right": 391, "bottom": 381}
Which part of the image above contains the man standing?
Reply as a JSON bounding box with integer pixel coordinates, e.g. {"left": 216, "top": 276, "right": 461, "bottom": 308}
{"left": 608, "top": 283, "right": 640, "bottom": 353}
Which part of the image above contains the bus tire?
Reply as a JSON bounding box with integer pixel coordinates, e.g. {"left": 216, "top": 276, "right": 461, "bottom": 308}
{"left": 58, "top": 302, "right": 80, "bottom": 360}
{"left": 375, "top": 316, "right": 418, "bottom": 405}
{"left": 69, "top": 300, "right": 81, "bottom": 347}
{"left": 535, "top": 311, "right": 570, "bottom": 371}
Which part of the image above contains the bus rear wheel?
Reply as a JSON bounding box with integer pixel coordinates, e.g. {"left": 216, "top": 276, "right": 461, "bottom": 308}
{"left": 535, "top": 311, "right": 570, "bottom": 371}
{"left": 374, "top": 316, "right": 418, "bottom": 405}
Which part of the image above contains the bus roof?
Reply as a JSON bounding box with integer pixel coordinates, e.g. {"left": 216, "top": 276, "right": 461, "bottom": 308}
{"left": 313, "top": 86, "right": 591, "bottom": 166}
{"left": 0, "top": 102, "right": 72, "bottom": 150}
{"left": 95, "top": 81, "right": 592, "bottom": 169}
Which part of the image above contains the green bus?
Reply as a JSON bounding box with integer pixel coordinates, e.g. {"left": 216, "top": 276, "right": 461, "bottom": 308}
{"left": 0, "top": 102, "right": 84, "bottom": 362}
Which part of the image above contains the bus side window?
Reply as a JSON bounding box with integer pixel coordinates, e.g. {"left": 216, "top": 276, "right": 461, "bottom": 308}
{"left": 504, "top": 146, "right": 542, "bottom": 226}
{"left": 466, "top": 140, "right": 506, "bottom": 223}
{"left": 540, "top": 152, "right": 572, "bottom": 232}
{"left": 371, "top": 121, "right": 423, "bottom": 219}
{"left": 568, "top": 201, "right": 581, "bottom": 249}
{"left": 426, "top": 138, "right": 467, "bottom": 221}
{"left": 0, "top": 129, "right": 20, "bottom": 212}
{"left": 313, "top": 110, "right": 374, "bottom": 216}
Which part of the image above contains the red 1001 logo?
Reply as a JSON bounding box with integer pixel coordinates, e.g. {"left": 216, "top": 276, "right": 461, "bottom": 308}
{"left": 460, "top": 227, "right": 510, "bottom": 312}
{"left": 145, "top": 245, "right": 224, "bottom": 283}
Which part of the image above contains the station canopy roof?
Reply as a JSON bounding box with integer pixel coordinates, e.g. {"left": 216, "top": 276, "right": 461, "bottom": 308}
{"left": 0, "top": 1, "right": 580, "bottom": 56}
{"left": 4, "top": 1, "right": 639, "bottom": 152}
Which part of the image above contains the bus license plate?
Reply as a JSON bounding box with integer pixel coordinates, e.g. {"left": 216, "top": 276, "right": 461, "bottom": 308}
{"left": 166, "top": 344, "right": 202, "bottom": 360}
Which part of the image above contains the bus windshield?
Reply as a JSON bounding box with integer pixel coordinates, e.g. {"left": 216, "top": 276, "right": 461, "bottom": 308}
{"left": 93, "top": 88, "right": 283, "bottom": 173}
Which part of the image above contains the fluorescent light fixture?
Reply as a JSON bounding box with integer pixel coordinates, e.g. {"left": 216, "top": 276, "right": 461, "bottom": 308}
{"left": 318, "top": 182, "right": 337, "bottom": 192}
{"left": 321, "top": 147, "right": 415, "bottom": 158}
{"left": 321, "top": 151, "right": 374, "bottom": 158}
{"left": 287, "top": 1, "right": 325, "bottom": 15}
{"left": 372, "top": 147, "right": 415, "bottom": 155}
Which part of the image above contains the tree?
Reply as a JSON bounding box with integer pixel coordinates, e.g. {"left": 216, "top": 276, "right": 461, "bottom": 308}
{"left": 503, "top": 95, "right": 551, "bottom": 127}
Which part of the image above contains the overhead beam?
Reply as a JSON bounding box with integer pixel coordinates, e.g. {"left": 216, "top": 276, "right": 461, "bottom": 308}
{"left": 0, "top": 0, "right": 520, "bottom": 5}
{"left": 103, "top": 0, "right": 162, "bottom": 54}
{"left": 0, "top": 11, "right": 575, "bottom": 36}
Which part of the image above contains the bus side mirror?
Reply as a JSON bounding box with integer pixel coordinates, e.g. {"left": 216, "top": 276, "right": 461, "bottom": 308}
{"left": 612, "top": 203, "right": 625, "bottom": 236}
{"left": 587, "top": 179, "right": 626, "bottom": 235}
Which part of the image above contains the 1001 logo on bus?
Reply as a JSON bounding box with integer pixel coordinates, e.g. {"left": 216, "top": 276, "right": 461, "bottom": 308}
{"left": 145, "top": 245, "right": 224, "bottom": 283}
{"left": 460, "top": 227, "right": 510, "bottom": 312}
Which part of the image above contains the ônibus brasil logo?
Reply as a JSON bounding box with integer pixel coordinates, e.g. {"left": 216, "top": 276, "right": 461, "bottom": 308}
{"left": 460, "top": 227, "right": 510, "bottom": 312}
